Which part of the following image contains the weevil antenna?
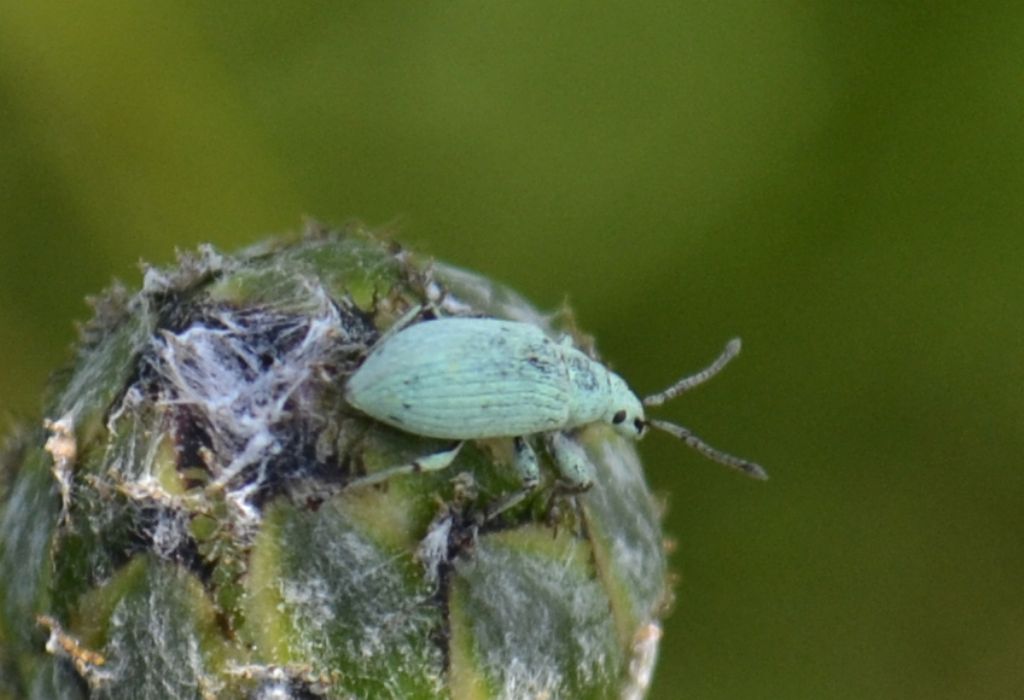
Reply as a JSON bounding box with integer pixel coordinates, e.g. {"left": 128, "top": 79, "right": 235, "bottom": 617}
{"left": 648, "top": 418, "right": 767, "bottom": 480}
{"left": 643, "top": 338, "right": 742, "bottom": 407}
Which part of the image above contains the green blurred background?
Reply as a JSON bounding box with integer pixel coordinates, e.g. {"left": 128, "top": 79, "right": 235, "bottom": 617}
{"left": 2, "top": 2, "right": 1022, "bottom": 698}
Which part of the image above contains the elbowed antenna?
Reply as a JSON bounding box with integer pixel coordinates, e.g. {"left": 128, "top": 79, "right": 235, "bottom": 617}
{"left": 641, "top": 337, "right": 766, "bottom": 479}
{"left": 647, "top": 418, "right": 768, "bottom": 480}
{"left": 643, "top": 338, "right": 742, "bottom": 407}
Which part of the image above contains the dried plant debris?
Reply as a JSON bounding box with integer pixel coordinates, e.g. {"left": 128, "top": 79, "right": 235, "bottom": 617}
{"left": 140, "top": 291, "right": 372, "bottom": 524}
{"left": 0, "top": 224, "right": 669, "bottom": 699}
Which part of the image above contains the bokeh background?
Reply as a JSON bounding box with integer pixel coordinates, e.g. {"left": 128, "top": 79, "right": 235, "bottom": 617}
{"left": 2, "top": 3, "right": 1022, "bottom": 698}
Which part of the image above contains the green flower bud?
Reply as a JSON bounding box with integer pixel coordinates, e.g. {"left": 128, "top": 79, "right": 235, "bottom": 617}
{"left": 0, "top": 224, "right": 670, "bottom": 699}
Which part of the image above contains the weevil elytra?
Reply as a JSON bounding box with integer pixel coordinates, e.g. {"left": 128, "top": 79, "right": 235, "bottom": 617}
{"left": 344, "top": 311, "right": 765, "bottom": 517}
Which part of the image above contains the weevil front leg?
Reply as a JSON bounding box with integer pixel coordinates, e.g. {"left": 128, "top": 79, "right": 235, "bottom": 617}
{"left": 346, "top": 442, "right": 464, "bottom": 490}
{"left": 546, "top": 431, "right": 595, "bottom": 492}
{"left": 540, "top": 432, "right": 595, "bottom": 530}
{"left": 482, "top": 436, "right": 541, "bottom": 521}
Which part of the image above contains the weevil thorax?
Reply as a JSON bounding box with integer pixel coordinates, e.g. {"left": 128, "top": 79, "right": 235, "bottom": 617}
{"left": 562, "top": 345, "right": 647, "bottom": 439}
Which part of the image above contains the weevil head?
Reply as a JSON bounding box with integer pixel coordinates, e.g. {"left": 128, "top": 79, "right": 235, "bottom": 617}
{"left": 606, "top": 373, "right": 648, "bottom": 440}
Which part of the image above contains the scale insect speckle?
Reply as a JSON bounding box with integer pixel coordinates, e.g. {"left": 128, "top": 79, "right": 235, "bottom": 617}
{"left": 344, "top": 310, "right": 765, "bottom": 517}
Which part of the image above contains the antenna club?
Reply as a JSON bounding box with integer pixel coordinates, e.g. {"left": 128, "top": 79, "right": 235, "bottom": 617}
{"left": 746, "top": 462, "right": 769, "bottom": 481}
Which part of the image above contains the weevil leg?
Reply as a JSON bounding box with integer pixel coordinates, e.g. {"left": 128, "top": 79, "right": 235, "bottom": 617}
{"left": 368, "top": 303, "right": 427, "bottom": 352}
{"left": 483, "top": 436, "right": 541, "bottom": 521}
{"left": 346, "top": 442, "right": 464, "bottom": 490}
{"left": 538, "top": 432, "right": 595, "bottom": 531}
{"left": 368, "top": 294, "right": 454, "bottom": 354}
{"left": 546, "top": 431, "right": 594, "bottom": 492}
{"left": 511, "top": 435, "right": 541, "bottom": 488}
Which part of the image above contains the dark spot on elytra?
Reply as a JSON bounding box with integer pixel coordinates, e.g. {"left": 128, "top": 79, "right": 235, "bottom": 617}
{"left": 526, "top": 355, "right": 553, "bottom": 372}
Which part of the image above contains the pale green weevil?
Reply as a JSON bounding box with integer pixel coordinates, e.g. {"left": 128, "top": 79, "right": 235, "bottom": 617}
{"left": 344, "top": 310, "right": 765, "bottom": 517}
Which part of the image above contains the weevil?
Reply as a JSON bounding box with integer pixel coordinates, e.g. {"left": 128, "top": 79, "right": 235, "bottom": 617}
{"left": 344, "top": 309, "right": 765, "bottom": 518}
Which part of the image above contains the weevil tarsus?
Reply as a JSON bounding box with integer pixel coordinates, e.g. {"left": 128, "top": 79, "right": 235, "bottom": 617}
{"left": 368, "top": 303, "right": 428, "bottom": 352}
{"left": 346, "top": 442, "right": 464, "bottom": 490}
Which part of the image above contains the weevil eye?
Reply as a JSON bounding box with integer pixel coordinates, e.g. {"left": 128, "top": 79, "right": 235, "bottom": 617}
{"left": 612, "top": 410, "right": 627, "bottom": 424}
{"left": 634, "top": 418, "right": 646, "bottom": 436}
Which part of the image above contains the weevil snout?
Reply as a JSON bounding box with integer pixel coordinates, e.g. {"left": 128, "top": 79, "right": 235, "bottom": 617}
{"left": 607, "top": 401, "right": 648, "bottom": 440}
{"left": 633, "top": 417, "right": 648, "bottom": 438}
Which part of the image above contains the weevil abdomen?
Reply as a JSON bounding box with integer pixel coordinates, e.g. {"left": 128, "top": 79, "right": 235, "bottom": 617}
{"left": 346, "top": 318, "right": 573, "bottom": 439}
